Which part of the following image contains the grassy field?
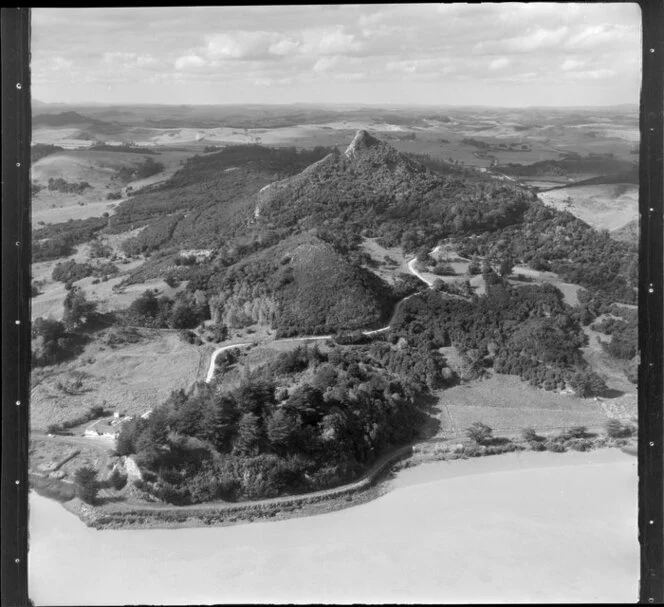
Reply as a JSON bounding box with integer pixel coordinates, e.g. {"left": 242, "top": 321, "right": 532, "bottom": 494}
{"left": 509, "top": 264, "right": 582, "bottom": 306}
{"left": 31, "top": 147, "right": 194, "bottom": 225}
{"left": 30, "top": 330, "right": 202, "bottom": 431}
{"left": 431, "top": 373, "right": 608, "bottom": 438}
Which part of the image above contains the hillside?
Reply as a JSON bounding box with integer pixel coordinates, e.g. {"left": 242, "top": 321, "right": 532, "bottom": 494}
{"left": 109, "top": 145, "right": 336, "bottom": 251}
{"left": 207, "top": 232, "right": 394, "bottom": 336}
{"left": 254, "top": 130, "right": 536, "bottom": 250}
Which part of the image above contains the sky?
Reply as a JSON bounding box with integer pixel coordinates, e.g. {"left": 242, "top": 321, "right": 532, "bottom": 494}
{"left": 31, "top": 4, "right": 642, "bottom": 107}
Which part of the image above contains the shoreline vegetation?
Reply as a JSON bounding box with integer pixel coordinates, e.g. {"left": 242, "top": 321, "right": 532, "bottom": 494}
{"left": 32, "top": 432, "right": 636, "bottom": 531}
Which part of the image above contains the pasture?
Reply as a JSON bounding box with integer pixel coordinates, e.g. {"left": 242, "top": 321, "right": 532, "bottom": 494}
{"left": 30, "top": 331, "right": 202, "bottom": 431}
{"left": 431, "top": 373, "right": 609, "bottom": 438}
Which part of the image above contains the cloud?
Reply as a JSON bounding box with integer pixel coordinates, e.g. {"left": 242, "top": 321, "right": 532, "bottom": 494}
{"left": 565, "top": 24, "right": 635, "bottom": 50}
{"left": 203, "top": 31, "right": 300, "bottom": 60}
{"left": 301, "top": 26, "right": 364, "bottom": 56}
{"left": 313, "top": 55, "right": 343, "bottom": 73}
{"left": 174, "top": 54, "right": 206, "bottom": 70}
{"left": 489, "top": 57, "right": 510, "bottom": 70}
{"left": 512, "top": 26, "right": 569, "bottom": 51}
{"left": 561, "top": 58, "right": 585, "bottom": 71}
{"left": 51, "top": 56, "right": 73, "bottom": 71}
{"left": 30, "top": 5, "right": 641, "bottom": 106}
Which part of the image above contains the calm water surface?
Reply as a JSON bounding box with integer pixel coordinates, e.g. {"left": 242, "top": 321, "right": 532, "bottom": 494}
{"left": 29, "top": 449, "right": 638, "bottom": 605}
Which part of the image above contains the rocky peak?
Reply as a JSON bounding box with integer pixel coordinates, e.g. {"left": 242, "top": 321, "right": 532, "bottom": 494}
{"left": 344, "top": 129, "right": 382, "bottom": 158}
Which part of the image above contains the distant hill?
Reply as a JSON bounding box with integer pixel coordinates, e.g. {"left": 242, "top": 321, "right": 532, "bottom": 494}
{"left": 32, "top": 111, "right": 95, "bottom": 127}
{"left": 501, "top": 155, "right": 636, "bottom": 181}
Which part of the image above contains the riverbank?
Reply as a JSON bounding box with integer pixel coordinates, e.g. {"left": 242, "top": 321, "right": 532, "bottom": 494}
{"left": 29, "top": 447, "right": 638, "bottom": 604}
{"left": 56, "top": 436, "right": 634, "bottom": 530}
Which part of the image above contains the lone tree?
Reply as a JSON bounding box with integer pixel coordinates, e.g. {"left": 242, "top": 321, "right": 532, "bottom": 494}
{"left": 74, "top": 465, "right": 100, "bottom": 504}
{"left": 62, "top": 287, "right": 97, "bottom": 331}
{"left": 569, "top": 370, "right": 607, "bottom": 398}
{"left": 465, "top": 421, "right": 493, "bottom": 445}
{"left": 499, "top": 255, "right": 515, "bottom": 277}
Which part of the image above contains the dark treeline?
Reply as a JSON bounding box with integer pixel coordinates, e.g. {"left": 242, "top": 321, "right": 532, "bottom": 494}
{"left": 31, "top": 143, "right": 64, "bottom": 163}
{"left": 121, "top": 289, "right": 209, "bottom": 330}
{"left": 51, "top": 259, "right": 119, "bottom": 284}
{"left": 114, "top": 156, "right": 164, "bottom": 183}
{"left": 500, "top": 154, "right": 636, "bottom": 178}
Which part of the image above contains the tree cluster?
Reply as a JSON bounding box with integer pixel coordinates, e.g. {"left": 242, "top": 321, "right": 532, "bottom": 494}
{"left": 115, "top": 343, "right": 430, "bottom": 504}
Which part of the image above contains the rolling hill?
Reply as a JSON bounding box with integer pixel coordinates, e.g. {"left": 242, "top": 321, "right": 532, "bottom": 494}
{"left": 206, "top": 232, "right": 394, "bottom": 336}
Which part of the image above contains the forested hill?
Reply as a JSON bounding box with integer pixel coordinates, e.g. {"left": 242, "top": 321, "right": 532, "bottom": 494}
{"left": 254, "top": 130, "right": 536, "bottom": 251}
{"left": 206, "top": 232, "right": 395, "bottom": 337}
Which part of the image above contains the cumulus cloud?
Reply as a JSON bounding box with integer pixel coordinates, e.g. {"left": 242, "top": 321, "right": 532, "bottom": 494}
{"left": 30, "top": 5, "right": 641, "bottom": 106}
{"left": 202, "top": 31, "right": 301, "bottom": 61}
{"left": 301, "top": 26, "right": 365, "bottom": 56}
{"left": 174, "top": 54, "right": 206, "bottom": 70}
{"left": 565, "top": 24, "right": 634, "bottom": 50}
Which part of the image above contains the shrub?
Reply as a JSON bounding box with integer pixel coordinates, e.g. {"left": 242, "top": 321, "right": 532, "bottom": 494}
{"left": 73, "top": 466, "right": 100, "bottom": 504}
{"left": 521, "top": 427, "right": 543, "bottom": 442}
{"left": 108, "top": 468, "right": 128, "bottom": 490}
{"left": 432, "top": 263, "right": 456, "bottom": 276}
{"left": 561, "top": 426, "right": 590, "bottom": 440}
{"left": 605, "top": 418, "right": 634, "bottom": 439}
{"left": 567, "top": 438, "right": 593, "bottom": 452}
{"left": 465, "top": 421, "right": 493, "bottom": 445}
{"left": 544, "top": 440, "right": 566, "bottom": 453}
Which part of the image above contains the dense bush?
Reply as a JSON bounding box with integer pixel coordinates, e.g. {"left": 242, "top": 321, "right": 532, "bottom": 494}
{"left": 47, "top": 177, "right": 92, "bottom": 194}
{"left": 123, "top": 289, "right": 208, "bottom": 329}
{"left": 456, "top": 201, "right": 637, "bottom": 305}
{"left": 390, "top": 282, "right": 587, "bottom": 391}
{"left": 114, "top": 156, "right": 164, "bottom": 183}
{"left": 605, "top": 419, "right": 635, "bottom": 439}
{"left": 51, "top": 260, "right": 118, "bottom": 284}
{"left": 33, "top": 217, "right": 107, "bottom": 262}
{"left": 31, "top": 318, "right": 75, "bottom": 366}
{"left": 115, "top": 343, "right": 432, "bottom": 503}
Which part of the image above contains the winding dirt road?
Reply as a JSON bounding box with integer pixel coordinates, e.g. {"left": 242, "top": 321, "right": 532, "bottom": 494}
{"left": 203, "top": 258, "right": 433, "bottom": 383}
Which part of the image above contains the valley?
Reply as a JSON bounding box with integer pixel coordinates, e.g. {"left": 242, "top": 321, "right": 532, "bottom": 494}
{"left": 29, "top": 103, "right": 638, "bottom": 527}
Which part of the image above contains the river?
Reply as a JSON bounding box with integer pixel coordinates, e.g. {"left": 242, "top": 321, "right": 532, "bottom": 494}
{"left": 29, "top": 449, "right": 637, "bottom": 604}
